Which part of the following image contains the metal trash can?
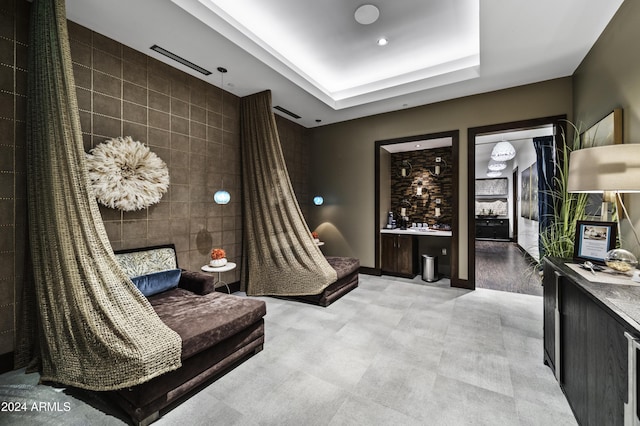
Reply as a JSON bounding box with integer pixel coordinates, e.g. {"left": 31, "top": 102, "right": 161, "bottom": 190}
{"left": 422, "top": 255, "right": 438, "bottom": 282}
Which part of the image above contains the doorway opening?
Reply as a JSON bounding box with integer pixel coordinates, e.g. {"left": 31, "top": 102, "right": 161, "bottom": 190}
{"left": 374, "top": 130, "right": 462, "bottom": 288}
{"left": 468, "top": 116, "right": 567, "bottom": 294}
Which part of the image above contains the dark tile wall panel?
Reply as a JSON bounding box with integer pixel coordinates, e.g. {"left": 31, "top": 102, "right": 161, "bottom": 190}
{"left": 0, "top": 0, "right": 29, "bottom": 357}
{"left": 66, "top": 20, "right": 244, "bottom": 276}
{"left": 276, "top": 115, "right": 311, "bottom": 221}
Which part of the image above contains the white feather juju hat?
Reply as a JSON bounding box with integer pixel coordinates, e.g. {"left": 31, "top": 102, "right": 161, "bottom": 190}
{"left": 85, "top": 136, "right": 170, "bottom": 211}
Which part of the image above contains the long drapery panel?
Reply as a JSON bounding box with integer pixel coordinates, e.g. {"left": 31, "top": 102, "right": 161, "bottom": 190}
{"left": 19, "top": 0, "right": 181, "bottom": 390}
{"left": 240, "top": 91, "right": 336, "bottom": 296}
{"left": 534, "top": 136, "right": 556, "bottom": 260}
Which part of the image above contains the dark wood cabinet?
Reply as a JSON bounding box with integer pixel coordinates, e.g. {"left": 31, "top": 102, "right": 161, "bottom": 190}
{"left": 475, "top": 218, "right": 509, "bottom": 240}
{"left": 542, "top": 262, "right": 558, "bottom": 376}
{"left": 381, "top": 233, "right": 417, "bottom": 277}
{"left": 586, "top": 294, "right": 628, "bottom": 426}
{"left": 560, "top": 275, "right": 589, "bottom": 423}
{"left": 544, "top": 258, "right": 637, "bottom": 426}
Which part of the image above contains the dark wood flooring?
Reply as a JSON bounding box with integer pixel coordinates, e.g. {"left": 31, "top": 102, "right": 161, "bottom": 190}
{"left": 475, "top": 241, "right": 543, "bottom": 296}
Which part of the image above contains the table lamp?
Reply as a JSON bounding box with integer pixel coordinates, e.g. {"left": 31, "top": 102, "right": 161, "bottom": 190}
{"left": 567, "top": 143, "right": 640, "bottom": 253}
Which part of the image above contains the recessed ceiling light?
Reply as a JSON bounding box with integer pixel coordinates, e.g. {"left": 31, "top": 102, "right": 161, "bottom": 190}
{"left": 377, "top": 37, "right": 388, "bottom": 46}
{"left": 354, "top": 4, "right": 380, "bottom": 25}
{"left": 415, "top": 144, "right": 421, "bottom": 148}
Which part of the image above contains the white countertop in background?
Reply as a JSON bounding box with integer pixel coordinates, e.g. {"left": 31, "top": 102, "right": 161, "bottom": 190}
{"left": 381, "top": 228, "right": 452, "bottom": 237}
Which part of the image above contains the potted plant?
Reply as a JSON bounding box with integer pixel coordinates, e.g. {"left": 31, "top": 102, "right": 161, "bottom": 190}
{"left": 210, "top": 248, "right": 227, "bottom": 267}
{"left": 538, "top": 122, "right": 590, "bottom": 264}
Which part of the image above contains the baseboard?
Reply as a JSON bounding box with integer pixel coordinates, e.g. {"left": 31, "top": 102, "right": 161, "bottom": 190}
{"left": 216, "top": 280, "right": 241, "bottom": 294}
{"left": 451, "top": 278, "right": 473, "bottom": 290}
{"left": 0, "top": 351, "right": 14, "bottom": 374}
{"left": 358, "top": 266, "right": 380, "bottom": 276}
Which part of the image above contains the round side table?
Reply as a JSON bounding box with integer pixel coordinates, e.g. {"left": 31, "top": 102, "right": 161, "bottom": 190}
{"left": 201, "top": 262, "right": 237, "bottom": 294}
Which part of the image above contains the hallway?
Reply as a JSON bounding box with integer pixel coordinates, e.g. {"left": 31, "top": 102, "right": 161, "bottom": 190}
{"left": 475, "top": 241, "right": 542, "bottom": 296}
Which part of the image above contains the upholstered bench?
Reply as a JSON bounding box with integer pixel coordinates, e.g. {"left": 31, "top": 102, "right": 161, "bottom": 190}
{"left": 106, "top": 244, "right": 266, "bottom": 425}
{"left": 292, "top": 256, "right": 360, "bottom": 307}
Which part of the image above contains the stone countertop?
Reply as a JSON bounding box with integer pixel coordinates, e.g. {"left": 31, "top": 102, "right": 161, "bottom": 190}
{"left": 381, "top": 228, "right": 452, "bottom": 237}
{"left": 547, "top": 257, "right": 640, "bottom": 332}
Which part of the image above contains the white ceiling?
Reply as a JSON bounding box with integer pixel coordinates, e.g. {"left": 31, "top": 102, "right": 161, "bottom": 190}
{"left": 382, "top": 137, "right": 452, "bottom": 154}
{"left": 65, "top": 0, "right": 623, "bottom": 128}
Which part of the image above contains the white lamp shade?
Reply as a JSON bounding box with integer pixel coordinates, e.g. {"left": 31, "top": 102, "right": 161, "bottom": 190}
{"left": 488, "top": 159, "right": 507, "bottom": 171}
{"left": 567, "top": 144, "right": 640, "bottom": 193}
{"left": 486, "top": 170, "right": 502, "bottom": 177}
{"left": 491, "top": 141, "right": 516, "bottom": 161}
{"left": 214, "top": 190, "right": 231, "bottom": 204}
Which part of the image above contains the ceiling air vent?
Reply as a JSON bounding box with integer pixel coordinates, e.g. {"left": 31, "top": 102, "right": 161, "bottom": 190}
{"left": 274, "top": 105, "right": 301, "bottom": 119}
{"left": 150, "top": 45, "right": 212, "bottom": 76}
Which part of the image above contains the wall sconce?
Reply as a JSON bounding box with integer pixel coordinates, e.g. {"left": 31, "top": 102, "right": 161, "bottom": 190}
{"left": 415, "top": 180, "right": 423, "bottom": 196}
{"left": 430, "top": 157, "right": 446, "bottom": 177}
{"left": 400, "top": 199, "right": 412, "bottom": 217}
{"left": 435, "top": 198, "right": 441, "bottom": 217}
{"left": 313, "top": 196, "right": 324, "bottom": 206}
{"left": 398, "top": 160, "right": 412, "bottom": 177}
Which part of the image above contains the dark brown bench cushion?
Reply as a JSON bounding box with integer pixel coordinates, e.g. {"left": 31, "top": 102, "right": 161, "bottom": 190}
{"left": 148, "top": 288, "right": 266, "bottom": 359}
{"left": 325, "top": 256, "right": 360, "bottom": 279}
{"left": 289, "top": 256, "right": 359, "bottom": 307}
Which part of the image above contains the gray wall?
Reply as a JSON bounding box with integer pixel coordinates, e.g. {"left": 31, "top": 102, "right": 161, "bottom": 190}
{"left": 309, "top": 78, "right": 573, "bottom": 279}
{"left": 573, "top": 0, "right": 640, "bottom": 258}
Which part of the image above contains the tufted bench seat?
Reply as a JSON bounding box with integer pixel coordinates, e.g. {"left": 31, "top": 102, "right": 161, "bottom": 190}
{"left": 292, "top": 256, "right": 360, "bottom": 307}
{"left": 106, "top": 244, "right": 266, "bottom": 425}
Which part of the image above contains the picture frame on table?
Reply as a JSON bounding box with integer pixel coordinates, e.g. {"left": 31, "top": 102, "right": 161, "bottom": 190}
{"left": 573, "top": 220, "right": 617, "bottom": 265}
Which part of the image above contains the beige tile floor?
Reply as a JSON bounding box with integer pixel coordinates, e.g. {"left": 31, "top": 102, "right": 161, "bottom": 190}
{"left": 0, "top": 274, "right": 576, "bottom": 425}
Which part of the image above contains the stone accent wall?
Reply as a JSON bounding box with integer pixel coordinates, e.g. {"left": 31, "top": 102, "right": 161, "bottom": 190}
{"left": 390, "top": 147, "right": 453, "bottom": 227}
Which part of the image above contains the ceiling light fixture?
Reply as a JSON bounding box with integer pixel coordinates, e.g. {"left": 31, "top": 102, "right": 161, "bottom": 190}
{"left": 214, "top": 67, "right": 230, "bottom": 206}
{"left": 487, "top": 170, "right": 502, "bottom": 178}
{"left": 488, "top": 159, "right": 507, "bottom": 171}
{"left": 377, "top": 37, "right": 388, "bottom": 46}
{"left": 491, "top": 141, "right": 516, "bottom": 161}
{"left": 354, "top": 4, "right": 380, "bottom": 25}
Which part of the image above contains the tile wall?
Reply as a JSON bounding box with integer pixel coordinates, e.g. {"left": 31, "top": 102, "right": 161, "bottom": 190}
{"left": 0, "top": 0, "right": 29, "bottom": 360}
{"left": 67, "top": 20, "right": 243, "bottom": 275}
{"left": 277, "top": 115, "right": 311, "bottom": 221}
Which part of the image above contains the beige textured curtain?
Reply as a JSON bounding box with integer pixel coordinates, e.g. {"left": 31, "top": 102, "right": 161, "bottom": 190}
{"left": 17, "top": 0, "right": 181, "bottom": 390}
{"left": 241, "top": 91, "right": 337, "bottom": 296}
